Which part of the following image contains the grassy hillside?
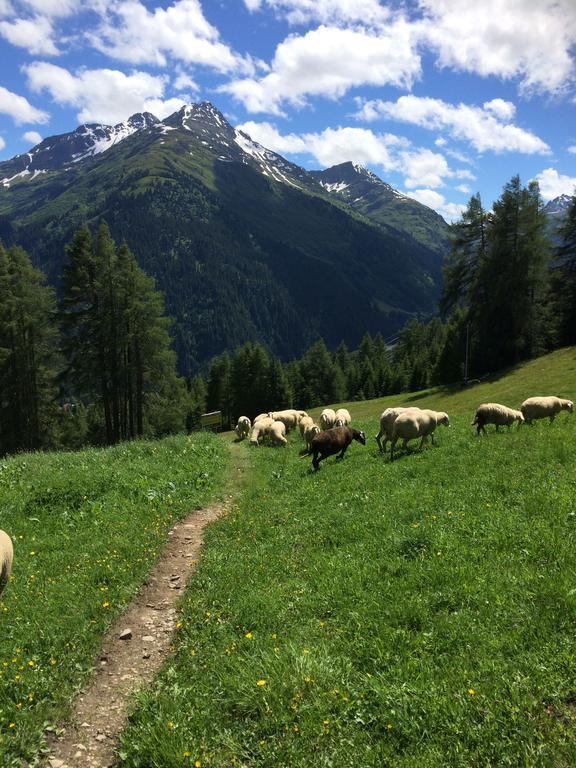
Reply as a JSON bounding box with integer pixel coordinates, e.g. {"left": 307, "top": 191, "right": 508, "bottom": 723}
{"left": 117, "top": 348, "right": 576, "bottom": 767}
{"left": 0, "top": 434, "right": 227, "bottom": 767}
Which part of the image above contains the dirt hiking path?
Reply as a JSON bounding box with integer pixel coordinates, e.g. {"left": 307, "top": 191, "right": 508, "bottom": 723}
{"left": 45, "top": 439, "right": 248, "bottom": 768}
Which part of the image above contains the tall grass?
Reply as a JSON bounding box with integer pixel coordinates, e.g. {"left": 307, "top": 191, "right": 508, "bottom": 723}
{"left": 118, "top": 349, "right": 576, "bottom": 767}
{"left": 0, "top": 433, "right": 227, "bottom": 767}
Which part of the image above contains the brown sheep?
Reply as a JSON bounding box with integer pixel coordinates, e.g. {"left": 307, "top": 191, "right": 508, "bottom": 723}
{"left": 308, "top": 426, "right": 366, "bottom": 471}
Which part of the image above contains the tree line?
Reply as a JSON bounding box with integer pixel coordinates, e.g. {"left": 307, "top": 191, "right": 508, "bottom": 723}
{"left": 1, "top": 176, "right": 575, "bottom": 453}
{"left": 0, "top": 222, "right": 188, "bottom": 457}
{"left": 201, "top": 176, "right": 576, "bottom": 425}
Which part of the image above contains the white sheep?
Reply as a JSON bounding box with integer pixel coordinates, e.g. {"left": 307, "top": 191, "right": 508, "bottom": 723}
{"left": 472, "top": 403, "right": 524, "bottom": 434}
{"left": 304, "top": 423, "right": 321, "bottom": 449}
{"left": 253, "top": 412, "right": 270, "bottom": 424}
{"left": 268, "top": 409, "right": 301, "bottom": 431}
{"left": 390, "top": 409, "right": 450, "bottom": 459}
{"left": 334, "top": 408, "right": 351, "bottom": 427}
{"left": 249, "top": 417, "right": 274, "bottom": 445}
{"left": 234, "top": 415, "right": 251, "bottom": 440}
{"left": 520, "top": 396, "right": 574, "bottom": 424}
{"left": 299, "top": 415, "right": 315, "bottom": 437}
{"left": 269, "top": 420, "right": 288, "bottom": 446}
{"left": 320, "top": 408, "right": 336, "bottom": 430}
{"left": 0, "top": 530, "right": 13, "bottom": 597}
{"left": 375, "top": 406, "right": 421, "bottom": 452}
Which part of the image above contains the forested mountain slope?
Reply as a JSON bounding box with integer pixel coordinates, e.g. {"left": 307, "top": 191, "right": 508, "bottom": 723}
{"left": 0, "top": 102, "right": 448, "bottom": 373}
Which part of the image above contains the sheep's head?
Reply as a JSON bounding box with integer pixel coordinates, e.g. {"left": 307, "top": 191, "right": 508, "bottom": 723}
{"left": 564, "top": 400, "right": 574, "bottom": 413}
{"left": 353, "top": 429, "right": 366, "bottom": 445}
{"left": 514, "top": 411, "right": 525, "bottom": 423}
{"left": 334, "top": 418, "right": 345, "bottom": 427}
{"left": 439, "top": 413, "right": 450, "bottom": 427}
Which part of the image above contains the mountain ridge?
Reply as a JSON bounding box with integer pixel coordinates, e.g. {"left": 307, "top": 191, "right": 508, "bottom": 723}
{"left": 0, "top": 101, "right": 449, "bottom": 372}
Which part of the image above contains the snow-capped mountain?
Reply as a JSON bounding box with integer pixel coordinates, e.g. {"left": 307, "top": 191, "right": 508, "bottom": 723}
{"left": 1, "top": 113, "right": 159, "bottom": 187}
{"left": 543, "top": 193, "right": 573, "bottom": 218}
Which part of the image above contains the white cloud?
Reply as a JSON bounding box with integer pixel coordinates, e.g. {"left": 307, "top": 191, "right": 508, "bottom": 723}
{"left": 22, "top": 129, "right": 42, "bottom": 144}
{"left": 532, "top": 168, "right": 576, "bottom": 201}
{"left": 356, "top": 95, "right": 550, "bottom": 154}
{"left": 173, "top": 69, "right": 199, "bottom": 93}
{"left": 483, "top": 98, "right": 515, "bottom": 121}
{"left": 21, "top": 0, "right": 81, "bottom": 16}
{"left": 400, "top": 148, "right": 450, "bottom": 189}
{"left": 243, "top": 0, "right": 390, "bottom": 25}
{"left": 0, "top": 0, "right": 14, "bottom": 17}
{"left": 25, "top": 62, "right": 185, "bottom": 124}
{"left": 0, "top": 14, "right": 59, "bottom": 55}
{"left": 0, "top": 84, "right": 49, "bottom": 124}
{"left": 237, "top": 120, "right": 308, "bottom": 155}
{"left": 0, "top": 136, "right": 6, "bottom": 151}
{"left": 408, "top": 188, "right": 466, "bottom": 221}
{"left": 568, "top": 145, "right": 576, "bottom": 155}
{"left": 237, "top": 119, "right": 461, "bottom": 192}
{"left": 456, "top": 183, "right": 471, "bottom": 194}
{"left": 89, "top": 0, "right": 255, "bottom": 75}
{"left": 223, "top": 23, "right": 421, "bottom": 114}
{"left": 416, "top": 0, "right": 576, "bottom": 95}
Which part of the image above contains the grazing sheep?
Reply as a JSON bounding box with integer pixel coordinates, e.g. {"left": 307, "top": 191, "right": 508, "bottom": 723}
{"left": 334, "top": 408, "right": 351, "bottom": 427}
{"left": 234, "top": 415, "right": 251, "bottom": 440}
{"left": 304, "top": 423, "right": 321, "bottom": 450}
{"left": 390, "top": 409, "right": 450, "bottom": 459}
{"left": 268, "top": 409, "right": 301, "bottom": 431}
{"left": 320, "top": 408, "right": 336, "bottom": 430}
{"left": 308, "top": 426, "right": 366, "bottom": 471}
{"left": 254, "top": 413, "right": 270, "bottom": 424}
{"left": 375, "top": 407, "right": 421, "bottom": 452}
{"left": 250, "top": 417, "right": 274, "bottom": 445}
{"left": 520, "top": 396, "right": 574, "bottom": 424}
{"left": 269, "top": 420, "right": 288, "bottom": 446}
{"left": 0, "top": 530, "right": 13, "bottom": 597}
{"left": 472, "top": 403, "right": 524, "bottom": 434}
{"left": 299, "top": 415, "right": 315, "bottom": 437}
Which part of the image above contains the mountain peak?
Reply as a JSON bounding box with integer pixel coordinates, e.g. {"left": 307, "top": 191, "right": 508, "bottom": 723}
{"left": 165, "top": 101, "right": 231, "bottom": 132}
{"left": 544, "top": 193, "right": 573, "bottom": 216}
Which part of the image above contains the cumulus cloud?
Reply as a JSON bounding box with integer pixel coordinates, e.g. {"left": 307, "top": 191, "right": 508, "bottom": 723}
{"left": 0, "top": 14, "right": 59, "bottom": 54}
{"left": 223, "top": 23, "right": 421, "bottom": 114}
{"left": 242, "top": 0, "right": 390, "bottom": 25}
{"left": 456, "top": 183, "right": 471, "bottom": 194}
{"left": 408, "top": 188, "right": 466, "bottom": 221}
{"left": 21, "top": 0, "right": 82, "bottom": 16}
{"left": 0, "top": 136, "right": 6, "bottom": 151}
{"left": 355, "top": 95, "right": 550, "bottom": 154}
{"left": 24, "top": 62, "right": 185, "bottom": 124}
{"left": 237, "top": 119, "right": 466, "bottom": 193}
{"left": 22, "top": 129, "right": 42, "bottom": 143}
{"left": 416, "top": 0, "right": 576, "bottom": 95}
{"left": 0, "top": 0, "right": 14, "bottom": 17}
{"left": 0, "top": 84, "right": 49, "bottom": 124}
{"left": 532, "top": 168, "right": 576, "bottom": 200}
{"left": 483, "top": 98, "right": 515, "bottom": 121}
{"left": 568, "top": 145, "right": 576, "bottom": 155}
{"left": 88, "top": 0, "right": 255, "bottom": 75}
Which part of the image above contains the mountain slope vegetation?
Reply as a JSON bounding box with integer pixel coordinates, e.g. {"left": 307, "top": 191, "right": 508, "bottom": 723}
{"left": 0, "top": 103, "right": 447, "bottom": 373}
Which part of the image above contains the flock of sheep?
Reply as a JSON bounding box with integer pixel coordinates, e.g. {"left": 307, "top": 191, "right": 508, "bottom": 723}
{"left": 236, "top": 395, "right": 574, "bottom": 465}
{"left": 0, "top": 397, "right": 571, "bottom": 603}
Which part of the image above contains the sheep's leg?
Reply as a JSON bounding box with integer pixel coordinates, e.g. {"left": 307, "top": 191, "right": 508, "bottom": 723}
{"left": 550, "top": 415, "right": 555, "bottom": 423}
{"left": 337, "top": 445, "right": 349, "bottom": 460}
{"left": 495, "top": 424, "right": 500, "bottom": 432}
{"left": 375, "top": 431, "right": 383, "bottom": 452}
{"left": 390, "top": 438, "right": 397, "bottom": 461}
{"left": 312, "top": 450, "right": 321, "bottom": 471}
{"left": 430, "top": 432, "right": 436, "bottom": 446}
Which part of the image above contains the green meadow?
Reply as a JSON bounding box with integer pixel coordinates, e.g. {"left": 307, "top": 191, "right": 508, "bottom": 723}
{"left": 119, "top": 347, "right": 576, "bottom": 767}
{"left": 0, "top": 434, "right": 227, "bottom": 766}
{"left": 0, "top": 347, "right": 575, "bottom": 767}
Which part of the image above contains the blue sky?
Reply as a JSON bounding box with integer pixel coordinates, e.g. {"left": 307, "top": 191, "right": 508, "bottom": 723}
{"left": 1, "top": 0, "right": 575, "bottom": 220}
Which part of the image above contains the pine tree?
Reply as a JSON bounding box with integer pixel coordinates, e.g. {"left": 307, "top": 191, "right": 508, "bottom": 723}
{"left": 0, "top": 244, "right": 59, "bottom": 455}
{"left": 551, "top": 193, "right": 576, "bottom": 345}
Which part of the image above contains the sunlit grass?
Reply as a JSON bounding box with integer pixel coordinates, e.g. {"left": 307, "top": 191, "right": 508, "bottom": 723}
{"left": 0, "top": 433, "right": 227, "bottom": 767}
{"left": 119, "top": 348, "right": 576, "bottom": 767}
